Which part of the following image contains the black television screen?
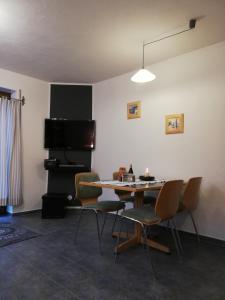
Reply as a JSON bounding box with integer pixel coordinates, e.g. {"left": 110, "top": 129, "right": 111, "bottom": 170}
{"left": 44, "top": 119, "right": 96, "bottom": 150}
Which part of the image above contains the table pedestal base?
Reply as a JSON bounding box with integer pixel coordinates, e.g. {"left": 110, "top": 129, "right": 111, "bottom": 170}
{"left": 113, "top": 231, "right": 170, "bottom": 254}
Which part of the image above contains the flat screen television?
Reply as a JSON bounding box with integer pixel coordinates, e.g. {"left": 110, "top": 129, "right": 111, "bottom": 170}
{"left": 44, "top": 119, "right": 96, "bottom": 150}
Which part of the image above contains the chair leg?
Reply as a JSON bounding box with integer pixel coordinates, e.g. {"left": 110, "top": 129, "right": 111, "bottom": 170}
{"left": 74, "top": 209, "right": 84, "bottom": 244}
{"left": 172, "top": 219, "right": 184, "bottom": 253}
{"left": 111, "top": 211, "right": 119, "bottom": 235}
{"left": 94, "top": 211, "right": 102, "bottom": 255}
{"left": 142, "top": 225, "right": 156, "bottom": 278}
{"left": 169, "top": 220, "right": 181, "bottom": 257}
{"left": 166, "top": 220, "right": 170, "bottom": 231}
{"left": 100, "top": 212, "right": 108, "bottom": 237}
{"left": 126, "top": 218, "right": 130, "bottom": 239}
{"left": 114, "top": 216, "right": 124, "bottom": 263}
{"left": 189, "top": 211, "right": 200, "bottom": 243}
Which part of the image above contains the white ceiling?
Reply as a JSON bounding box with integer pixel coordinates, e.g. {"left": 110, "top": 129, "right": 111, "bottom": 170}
{"left": 0, "top": 0, "right": 225, "bottom": 83}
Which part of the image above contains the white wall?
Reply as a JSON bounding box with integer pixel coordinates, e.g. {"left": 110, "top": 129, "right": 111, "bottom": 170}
{"left": 93, "top": 41, "right": 225, "bottom": 241}
{"left": 0, "top": 68, "right": 49, "bottom": 213}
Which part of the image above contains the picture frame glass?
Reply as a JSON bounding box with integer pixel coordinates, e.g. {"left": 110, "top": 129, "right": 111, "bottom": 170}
{"left": 127, "top": 101, "right": 141, "bottom": 119}
{"left": 165, "top": 114, "right": 184, "bottom": 134}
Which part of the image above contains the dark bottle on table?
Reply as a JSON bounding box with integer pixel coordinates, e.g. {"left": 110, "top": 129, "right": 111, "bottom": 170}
{"left": 128, "top": 164, "right": 133, "bottom": 174}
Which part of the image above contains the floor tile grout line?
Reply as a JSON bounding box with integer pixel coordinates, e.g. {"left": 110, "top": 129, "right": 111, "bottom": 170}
{"left": 6, "top": 246, "right": 82, "bottom": 300}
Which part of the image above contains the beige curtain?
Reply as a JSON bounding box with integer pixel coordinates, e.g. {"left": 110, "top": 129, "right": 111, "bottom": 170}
{"left": 0, "top": 97, "right": 23, "bottom": 206}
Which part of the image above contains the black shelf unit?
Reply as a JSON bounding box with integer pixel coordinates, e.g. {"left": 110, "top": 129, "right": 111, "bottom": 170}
{"left": 45, "top": 161, "right": 90, "bottom": 197}
{"left": 46, "top": 84, "right": 92, "bottom": 200}
{"left": 45, "top": 163, "right": 90, "bottom": 173}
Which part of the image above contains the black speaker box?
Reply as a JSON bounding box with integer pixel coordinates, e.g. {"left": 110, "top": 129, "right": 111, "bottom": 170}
{"left": 44, "top": 158, "right": 59, "bottom": 170}
{"left": 0, "top": 206, "right": 7, "bottom": 216}
{"left": 42, "top": 193, "right": 66, "bottom": 218}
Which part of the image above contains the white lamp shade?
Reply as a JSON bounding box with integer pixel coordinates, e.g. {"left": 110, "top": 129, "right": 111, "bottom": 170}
{"left": 131, "top": 68, "right": 156, "bottom": 83}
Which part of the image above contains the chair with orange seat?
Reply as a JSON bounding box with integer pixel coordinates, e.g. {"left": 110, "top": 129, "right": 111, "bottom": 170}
{"left": 178, "top": 177, "right": 202, "bottom": 242}
{"left": 115, "top": 180, "right": 184, "bottom": 262}
{"left": 69, "top": 172, "right": 125, "bottom": 254}
{"left": 113, "top": 171, "right": 134, "bottom": 202}
{"left": 113, "top": 171, "right": 157, "bottom": 205}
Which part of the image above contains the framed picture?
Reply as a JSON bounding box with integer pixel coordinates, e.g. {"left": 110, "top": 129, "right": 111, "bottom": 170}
{"left": 165, "top": 113, "right": 184, "bottom": 134}
{"left": 127, "top": 101, "right": 141, "bottom": 119}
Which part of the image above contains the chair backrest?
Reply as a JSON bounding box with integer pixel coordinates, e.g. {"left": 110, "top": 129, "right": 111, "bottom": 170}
{"left": 113, "top": 171, "right": 120, "bottom": 181}
{"left": 155, "top": 180, "right": 184, "bottom": 220}
{"left": 75, "top": 172, "right": 102, "bottom": 205}
{"left": 182, "top": 177, "right": 202, "bottom": 211}
{"left": 113, "top": 171, "right": 132, "bottom": 199}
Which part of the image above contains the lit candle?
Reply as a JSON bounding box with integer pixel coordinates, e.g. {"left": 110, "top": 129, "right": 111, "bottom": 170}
{"left": 144, "top": 168, "right": 150, "bottom": 177}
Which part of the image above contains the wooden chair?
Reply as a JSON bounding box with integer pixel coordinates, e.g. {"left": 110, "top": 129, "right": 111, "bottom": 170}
{"left": 113, "top": 171, "right": 157, "bottom": 204}
{"left": 113, "top": 171, "right": 134, "bottom": 202}
{"left": 178, "top": 177, "right": 202, "bottom": 242}
{"left": 71, "top": 172, "right": 125, "bottom": 254}
{"left": 75, "top": 172, "right": 102, "bottom": 206}
{"left": 116, "top": 180, "right": 184, "bottom": 262}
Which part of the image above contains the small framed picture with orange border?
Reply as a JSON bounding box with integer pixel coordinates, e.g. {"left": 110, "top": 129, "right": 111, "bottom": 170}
{"left": 127, "top": 101, "right": 141, "bottom": 119}
{"left": 165, "top": 114, "right": 184, "bottom": 134}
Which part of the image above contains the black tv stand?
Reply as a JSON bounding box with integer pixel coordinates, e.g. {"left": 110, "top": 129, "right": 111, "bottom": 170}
{"left": 58, "top": 163, "right": 89, "bottom": 172}
{"left": 59, "top": 163, "right": 85, "bottom": 167}
{"left": 45, "top": 162, "right": 90, "bottom": 172}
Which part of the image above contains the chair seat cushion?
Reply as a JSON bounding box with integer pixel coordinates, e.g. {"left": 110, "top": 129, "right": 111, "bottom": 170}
{"left": 177, "top": 201, "right": 185, "bottom": 212}
{"left": 143, "top": 195, "right": 157, "bottom": 205}
{"left": 121, "top": 205, "right": 160, "bottom": 225}
{"left": 84, "top": 200, "right": 125, "bottom": 212}
{"left": 120, "top": 195, "right": 157, "bottom": 204}
{"left": 121, "top": 195, "right": 135, "bottom": 202}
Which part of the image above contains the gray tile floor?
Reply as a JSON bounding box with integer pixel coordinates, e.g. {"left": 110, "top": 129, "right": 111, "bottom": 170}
{"left": 0, "top": 210, "right": 225, "bottom": 300}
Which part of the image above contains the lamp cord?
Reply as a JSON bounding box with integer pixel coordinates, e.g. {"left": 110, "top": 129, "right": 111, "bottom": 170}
{"left": 142, "top": 19, "right": 196, "bottom": 68}
{"left": 144, "top": 27, "right": 193, "bottom": 48}
{"left": 142, "top": 41, "right": 145, "bottom": 68}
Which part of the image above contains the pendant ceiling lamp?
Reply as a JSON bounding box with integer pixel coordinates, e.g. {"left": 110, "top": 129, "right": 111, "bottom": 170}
{"left": 131, "top": 19, "right": 197, "bottom": 83}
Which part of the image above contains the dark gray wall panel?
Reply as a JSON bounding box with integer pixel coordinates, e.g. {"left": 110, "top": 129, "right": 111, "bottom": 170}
{"left": 47, "top": 84, "right": 92, "bottom": 197}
